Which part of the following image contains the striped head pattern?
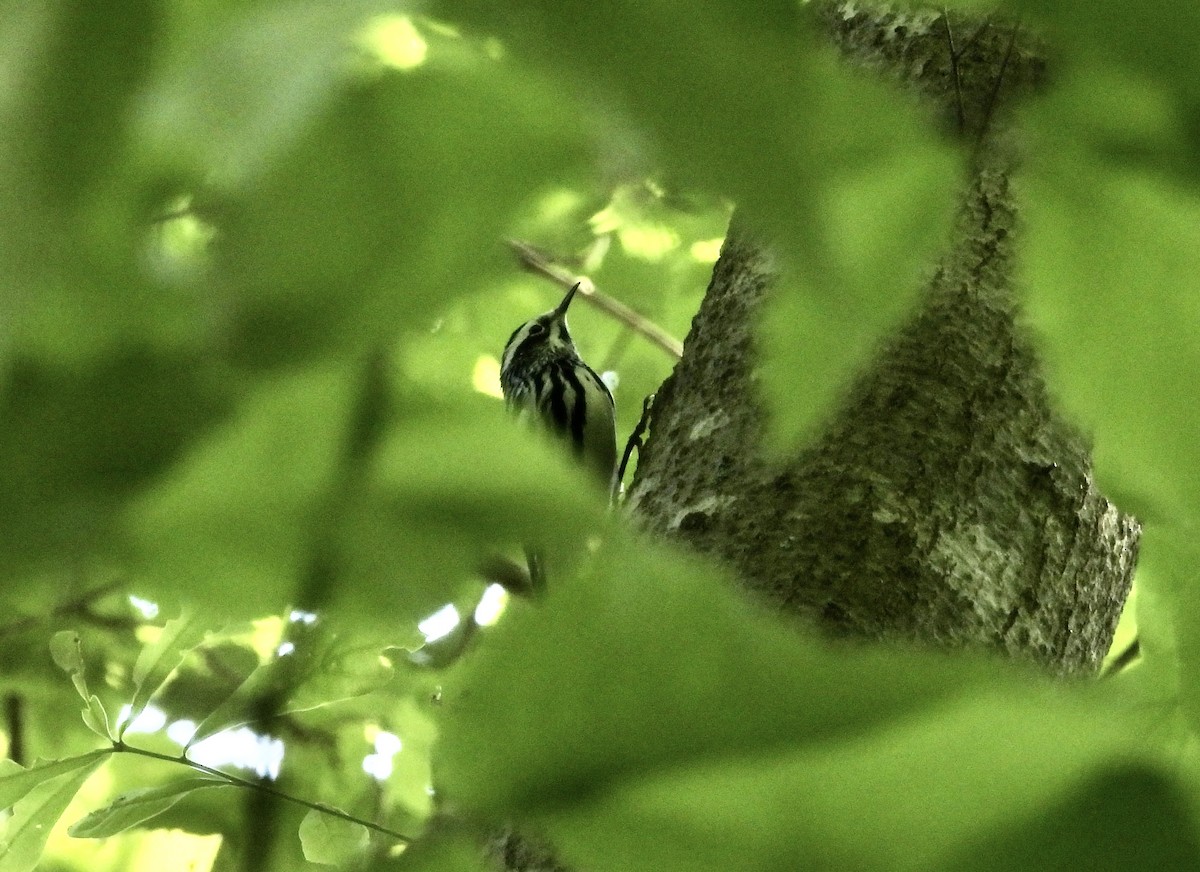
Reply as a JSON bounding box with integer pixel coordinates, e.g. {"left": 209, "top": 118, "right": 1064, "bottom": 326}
{"left": 500, "top": 282, "right": 617, "bottom": 485}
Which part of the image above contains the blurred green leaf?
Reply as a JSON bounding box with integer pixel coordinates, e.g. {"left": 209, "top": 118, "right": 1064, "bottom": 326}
{"left": 436, "top": 1, "right": 957, "bottom": 447}
{"left": 384, "top": 823, "right": 491, "bottom": 871}
{"left": 23, "top": 0, "right": 161, "bottom": 205}
{"left": 1019, "top": 153, "right": 1200, "bottom": 525}
{"left": 0, "top": 752, "right": 106, "bottom": 872}
{"left": 541, "top": 696, "right": 1169, "bottom": 872}
{"left": 68, "top": 777, "right": 229, "bottom": 839}
{"left": 939, "top": 765, "right": 1200, "bottom": 872}
{"left": 1133, "top": 527, "right": 1200, "bottom": 740}
{"left": 138, "top": 0, "right": 384, "bottom": 188}
{"left": 297, "top": 808, "right": 369, "bottom": 866}
{"left": 124, "top": 362, "right": 354, "bottom": 617}
{"left": 0, "top": 350, "right": 233, "bottom": 580}
{"left": 437, "top": 524, "right": 1013, "bottom": 814}
{"left": 140, "top": 8, "right": 592, "bottom": 370}
{"left": 1008, "top": 0, "right": 1200, "bottom": 124}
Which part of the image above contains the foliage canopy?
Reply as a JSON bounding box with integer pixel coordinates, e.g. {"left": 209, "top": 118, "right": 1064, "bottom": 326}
{"left": 2, "top": 1, "right": 1200, "bottom": 870}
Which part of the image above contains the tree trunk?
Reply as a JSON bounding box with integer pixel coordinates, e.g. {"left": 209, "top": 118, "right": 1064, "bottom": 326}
{"left": 491, "top": 5, "right": 1141, "bottom": 871}
{"left": 627, "top": 6, "right": 1139, "bottom": 677}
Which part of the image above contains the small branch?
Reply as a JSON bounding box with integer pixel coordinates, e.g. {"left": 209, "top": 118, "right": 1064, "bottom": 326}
{"left": 976, "top": 20, "right": 1021, "bottom": 151}
{"left": 1103, "top": 638, "right": 1141, "bottom": 678}
{"left": 508, "top": 239, "right": 683, "bottom": 360}
{"left": 113, "top": 742, "right": 413, "bottom": 844}
{"left": 0, "top": 580, "right": 128, "bottom": 637}
{"left": 941, "top": 10, "right": 966, "bottom": 134}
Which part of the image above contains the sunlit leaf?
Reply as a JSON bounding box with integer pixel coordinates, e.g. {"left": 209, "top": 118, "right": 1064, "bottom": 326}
{"left": 0, "top": 752, "right": 109, "bottom": 812}
{"left": 186, "top": 630, "right": 392, "bottom": 748}
{"left": 68, "top": 777, "right": 229, "bottom": 839}
{"left": 48, "top": 630, "right": 84, "bottom": 677}
{"left": 81, "top": 695, "right": 114, "bottom": 742}
{"left": 0, "top": 753, "right": 106, "bottom": 872}
{"left": 297, "top": 808, "right": 369, "bottom": 866}
{"left": 122, "top": 610, "right": 211, "bottom": 740}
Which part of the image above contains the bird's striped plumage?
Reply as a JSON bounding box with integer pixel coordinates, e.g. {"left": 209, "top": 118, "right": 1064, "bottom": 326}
{"left": 500, "top": 283, "right": 616, "bottom": 488}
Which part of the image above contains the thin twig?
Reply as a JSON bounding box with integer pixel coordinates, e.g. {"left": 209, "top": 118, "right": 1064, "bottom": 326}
{"left": 114, "top": 741, "right": 413, "bottom": 843}
{"left": 976, "top": 20, "right": 1021, "bottom": 152}
{"left": 941, "top": 10, "right": 966, "bottom": 134}
{"left": 0, "top": 580, "right": 127, "bottom": 638}
{"left": 1103, "top": 638, "right": 1141, "bottom": 678}
{"left": 508, "top": 240, "right": 683, "bottom": 360}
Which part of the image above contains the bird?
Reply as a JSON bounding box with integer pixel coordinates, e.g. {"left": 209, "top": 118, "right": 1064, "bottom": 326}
{"left": 500, "top": 281, "right": 617, "bottom": 491}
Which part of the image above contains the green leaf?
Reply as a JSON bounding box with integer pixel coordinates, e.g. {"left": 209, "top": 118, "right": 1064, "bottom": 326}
{"left": 139, "top": 0, "right": 385, "bottom": 189}
{"left": 82, "top": 695, "right": 114, "bottom": 742}
{"left": 48, "top": 630, "right": 84, "bottom": 676}
{"left": 139, "top": 8, "right": 591, "bottom": 370}
{"left": 337, "top": 400, "right": 610, "bottom": 621}
{"left": 0, "top": 753, "right": 107, "bottom": 872}
{"left": 385, "top": 824, "right": 491, "bottom": 871}
{"left": 22, "top": 0, "right": 161, "bottom": 204}
{"left": 938, "top": 765, "right": 1200, "bottom": 872}
{"left": 1020, "top": 153, "right": 1200, "bottom": 524}
{"left": 539, "top": 695, "right": 1161, "bottom": 872}
{"left": 297, "top": 808, "right": 369, "bottom": 866}
{"left": 48, "top": 631, "right": 94, "bottom": 705}
{"left": 121, "top": 610, "right": 210, "bottom": 740}
{"left": 1134, "top": 527, "right": 1200, "bottom": 738}
{"left": 0, "top": 752, "right": 109, "bottom": 812}
{"left": 0, "top": 351, "right": 233, "bottom": 580}
{"left": 1009, "top": 0, "right": 1200, "bottom": 118}
{"left": 124, "top": 362, "right": 356, "bottom": 617}
{"left": 438, "top": 523, "right": 1008, "bottom": 814}
{"left": 67, "top": 778, "right": 229, "bottom": 839}
{"left": 186, "top": 630, "right": 392, "bottom": 748}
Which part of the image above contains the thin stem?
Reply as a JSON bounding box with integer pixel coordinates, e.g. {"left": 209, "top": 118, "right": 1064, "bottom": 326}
{"left": 976, "top": 20, "right": 1020, "bottom": 152}
{"left": 113, "top": 741, "right": 413, "bottom": 844}
{"left": 508, "top": 239, "right": 684, "bottom": 360}
{"left": 941, "top": 10, "right": 966, "bottom": 135}
{"left": 0, "top": 580, "right": 127, "bottom": 637}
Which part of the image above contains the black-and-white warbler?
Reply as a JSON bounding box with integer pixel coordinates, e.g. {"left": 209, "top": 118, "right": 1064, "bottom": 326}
{"left": 501, "top": 282, "right": 617, "bottom": 490}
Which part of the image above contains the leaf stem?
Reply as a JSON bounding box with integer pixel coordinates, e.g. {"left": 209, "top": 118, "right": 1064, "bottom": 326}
{"left": 111, "top": 741, "right": 413, "bottom": 843}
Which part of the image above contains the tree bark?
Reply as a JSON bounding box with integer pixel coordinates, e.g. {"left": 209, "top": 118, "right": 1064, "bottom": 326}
{"left": 627, "top": 6, "right": 1139, "bottom": 677}
{"left": 491, "top": 5, "right": 1141, "bottom": 871}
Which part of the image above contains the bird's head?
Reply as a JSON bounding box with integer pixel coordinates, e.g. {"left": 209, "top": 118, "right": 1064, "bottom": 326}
{"left": 500, "top": 282, "right": 582, "bottom": 379}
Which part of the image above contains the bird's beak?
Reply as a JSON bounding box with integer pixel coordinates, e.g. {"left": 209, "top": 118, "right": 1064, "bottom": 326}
{"left": 552, "top": 282, "right": 581, "bottom": 320}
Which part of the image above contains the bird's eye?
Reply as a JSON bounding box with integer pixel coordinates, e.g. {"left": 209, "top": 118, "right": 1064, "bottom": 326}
{"left": 527, "top": 323, "right": 546, "bottom": 337}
